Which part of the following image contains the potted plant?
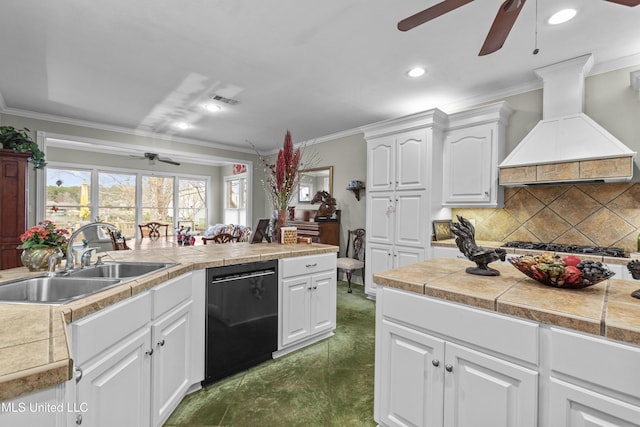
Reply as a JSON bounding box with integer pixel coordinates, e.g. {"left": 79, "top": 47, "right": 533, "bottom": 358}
{"left": 0, "top": 126, "right": 46, "bottom": 168}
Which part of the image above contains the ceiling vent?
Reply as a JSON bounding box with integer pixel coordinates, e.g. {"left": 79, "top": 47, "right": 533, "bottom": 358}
{"left": 211, "top": 95, "right": 239, "bottom": 105}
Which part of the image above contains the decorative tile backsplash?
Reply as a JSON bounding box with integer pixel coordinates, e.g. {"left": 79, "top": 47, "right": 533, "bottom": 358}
{"left": 452, "top": 183, "right": 640, "bottom": 253}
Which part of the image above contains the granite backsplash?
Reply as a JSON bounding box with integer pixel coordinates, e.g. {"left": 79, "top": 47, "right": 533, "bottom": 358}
{"left": 452, "top": 183, "right": 640, "bottom": 254}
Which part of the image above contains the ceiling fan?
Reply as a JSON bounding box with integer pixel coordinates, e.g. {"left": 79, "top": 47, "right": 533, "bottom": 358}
{"left": 131, "top": 152, "right": 181, "bottom": 166}
{"left": 398, "top": 0, "right": 640, "bottom": 56}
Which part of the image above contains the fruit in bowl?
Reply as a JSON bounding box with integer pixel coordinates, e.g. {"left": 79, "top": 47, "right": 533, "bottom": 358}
{"left": 508, "top": 252, "right": 615, "bottom": 289}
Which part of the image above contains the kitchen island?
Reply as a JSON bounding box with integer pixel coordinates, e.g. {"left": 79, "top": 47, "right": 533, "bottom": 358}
{"left": 0, "top": 242, "right": 338, "bottom": 426}
{"left": 374, "top": 258, "right": 640, "bottom": 427}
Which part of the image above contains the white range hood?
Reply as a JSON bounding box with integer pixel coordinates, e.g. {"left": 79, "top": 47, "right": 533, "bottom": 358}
{"left": 499, "top": 54, "right": 636, "bottom": 186}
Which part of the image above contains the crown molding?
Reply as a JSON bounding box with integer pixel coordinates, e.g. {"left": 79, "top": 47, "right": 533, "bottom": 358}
{"left": 0, "top": 105, "right": 257, "bottom": 155}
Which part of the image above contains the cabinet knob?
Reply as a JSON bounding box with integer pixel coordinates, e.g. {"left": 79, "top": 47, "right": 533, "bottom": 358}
{"left": 76, "top": 414, "right": 83, "bottom": 425}
{"left": 157, "top": 339, "right": 165, "bottom": 347}
{"left": 145, "top": 348, "right": 154, "bottom": 356}
{"left": 313, "top": 286, "right": 318, "bottom": 290}
{"left": 445, "top": 364, "right": 453, "bottom": 372}
{"left": 432, "top": 359, "right": 440, "bottom": 367}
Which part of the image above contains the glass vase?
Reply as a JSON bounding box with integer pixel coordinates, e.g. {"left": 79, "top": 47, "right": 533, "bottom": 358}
{"left": 20, "top": 247, "right": 63, "bottom": 272}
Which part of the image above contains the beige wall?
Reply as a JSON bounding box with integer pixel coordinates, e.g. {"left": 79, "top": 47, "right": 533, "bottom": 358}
{"left": 0, "top": 113, "right": 267, "bottom": 226}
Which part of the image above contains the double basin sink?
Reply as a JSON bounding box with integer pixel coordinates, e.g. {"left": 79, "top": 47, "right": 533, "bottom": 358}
{"left": 0, "top": 262, "right": 175, "bottom": 304}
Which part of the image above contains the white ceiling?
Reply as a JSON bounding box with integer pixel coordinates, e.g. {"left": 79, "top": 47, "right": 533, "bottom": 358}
{"left": 1, "top": 0, "right": 639, "bottom": 153}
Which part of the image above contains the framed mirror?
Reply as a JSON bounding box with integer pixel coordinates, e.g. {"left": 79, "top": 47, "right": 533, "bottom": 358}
{"left": 298, "top": 166, "right": 333, "bottom": 203}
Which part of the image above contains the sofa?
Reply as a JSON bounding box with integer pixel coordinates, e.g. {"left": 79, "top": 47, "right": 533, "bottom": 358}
{"left": 201, "top": 224, "right": 252, "bottom": 244}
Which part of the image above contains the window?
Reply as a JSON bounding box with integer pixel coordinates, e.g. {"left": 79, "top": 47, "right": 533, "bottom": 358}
{"left": 44, "top": 167, "right": 208, "bottom": 236}
{"left": 141, "top": 175, "right": 174, "bottom": 224}
{"left": 98, "top": 172, "right": 137, "bottom": 238}
{"left": 178, "top": 178, "right": 207, "bottom": 232}
{"left": 45, "top": 168, "right": 92, "bottom": 231}
{"left": 224, "top": 174, "right": 247, "bottom": 225}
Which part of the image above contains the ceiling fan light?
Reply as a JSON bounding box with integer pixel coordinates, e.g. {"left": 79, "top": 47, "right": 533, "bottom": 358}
{"left": 407, "top": 67, "right": 426, "bottom": 78}
{"left": 548, "top": 9, "right": 577, "bottom": 25}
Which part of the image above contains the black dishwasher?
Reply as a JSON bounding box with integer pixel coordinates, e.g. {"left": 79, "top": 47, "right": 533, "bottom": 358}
{"left": 203, "top": 260, "right": 278, "bottom": 385}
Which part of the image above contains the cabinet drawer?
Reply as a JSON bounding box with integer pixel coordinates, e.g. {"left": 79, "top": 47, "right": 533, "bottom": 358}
{"left": 72, "top": 291, "right": 151, "bottom": 365}
{"left": 151, "top": 273, "right": 192, "bottom": 319}
{"left": 550, "top": 327, "right": 640, "bottom": 399}
{"left": 280, "top": 253, "right": 336, "bottom": 278}
{"left": 380, "top": 286, "right": 539, "bottom": 365}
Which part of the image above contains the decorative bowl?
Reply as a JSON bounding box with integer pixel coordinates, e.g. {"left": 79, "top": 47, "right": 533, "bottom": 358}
{"left": 508, "top": 254, "right": 615, "bottom": 289}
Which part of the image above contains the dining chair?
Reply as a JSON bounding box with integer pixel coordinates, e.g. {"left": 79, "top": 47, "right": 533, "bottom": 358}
{"left": 336, "top": 228, "right": 365, "bottom": 293}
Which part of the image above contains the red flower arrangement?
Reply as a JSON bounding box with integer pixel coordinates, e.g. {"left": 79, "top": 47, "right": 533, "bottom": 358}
{"left": 18, "top": 220, "right": 69, "bottom": 249}
{"left": 254, "top": 131, "right": 311, "bottom": 211}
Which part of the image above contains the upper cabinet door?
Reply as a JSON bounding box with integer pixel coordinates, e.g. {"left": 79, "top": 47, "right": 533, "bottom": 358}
{"left": 396, "top": 131, "right": 427, "bottom": 191}
{"left": 368, "top": 137, "right": 395, "bottom": 192}
{"left": 443, "top": 124, "right": 494, "bottom": 206}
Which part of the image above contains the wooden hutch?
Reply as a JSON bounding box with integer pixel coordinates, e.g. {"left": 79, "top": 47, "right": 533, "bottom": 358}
{"left": 287, "top": 209, "right": 340, "bottom": 247}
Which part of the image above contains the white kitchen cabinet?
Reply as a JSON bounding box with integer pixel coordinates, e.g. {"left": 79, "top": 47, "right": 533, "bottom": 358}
{"left": 543, "top": 327, "right": 640, "bottom": 427}
{"left": 278, "top": 253, "right": 337, "bottom": 353}
{"left": 69, "top": 272, "right": 200, "bottom": 427}
{"left": 0, "top": 384, "right": 67, "bottom": 427}
{"left": 375, "top": 286, "right": 539, "bottom": 427}
{"left": 367, "top": 131, "right": 427, "bottom": 192}
{"left": 150, "top": 300, "right": 192, "bottom": 427}
{"left": 363, "top": 109, "right": 448, "bottom": 300}
{"left": 75, "top": 327, "right": 152, "bottom": 427}
{"left": 442, "top": 102, "right": 512, "bottom": 208}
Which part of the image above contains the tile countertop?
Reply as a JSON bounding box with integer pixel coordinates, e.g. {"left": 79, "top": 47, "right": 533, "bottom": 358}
{"left": 0, "top": 243, "right": 338, "bottom": 401}
{"left": 374, "top": 258, "right": 640, "bottom": 347}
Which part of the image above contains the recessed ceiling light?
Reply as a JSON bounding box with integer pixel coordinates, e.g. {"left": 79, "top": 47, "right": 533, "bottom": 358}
{"left": 548, "top": 9, "right": 576, "bottom": 25}
{"left": 407, "top": 67, "right": 426, "bottom": 78}
{"left": 174, "top": 122, "right": 190, "bottom": 130}
{"left": 204, "top": 103, "right": 222, "bottom": 112}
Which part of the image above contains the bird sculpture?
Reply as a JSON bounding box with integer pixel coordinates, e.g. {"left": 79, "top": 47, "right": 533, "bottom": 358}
{"left": 450, "top": 215, "right": 506, "bottom": 276}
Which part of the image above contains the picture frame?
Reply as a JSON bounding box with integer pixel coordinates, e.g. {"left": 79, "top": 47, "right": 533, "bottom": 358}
{"left": 249, "top": 219, "right": 271, "bottom": 243}
{"left": 432, "top": 220, "right": 453, "bottom": 241}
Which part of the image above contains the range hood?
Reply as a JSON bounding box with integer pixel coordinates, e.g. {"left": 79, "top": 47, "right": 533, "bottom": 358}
{"left": 499, "top": 54, "right": 636, "bottom": 186}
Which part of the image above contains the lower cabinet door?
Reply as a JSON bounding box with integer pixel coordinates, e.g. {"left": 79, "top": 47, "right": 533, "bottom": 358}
{"left": 377, "top": 318, "right": 445, "bottom": 427}
{"left": 443, "top": 342, "right": 538, "bottom": 427}
{"left": 151, "top": 301, "right": 192, "bottom": 427}
{"left": 281, "top": 276, "right": 311, "bottom": 346}
{"left": 366, "top": 243, "right": 392, "bottom": 298}
{"left": 309, "top": 271, "right": 336, "bottom": 336}
{"left": 77, "top": 328, "right": 151, "bottom": 427}
{"left": 549, "top": 378, "right": 640, "bottom": 427}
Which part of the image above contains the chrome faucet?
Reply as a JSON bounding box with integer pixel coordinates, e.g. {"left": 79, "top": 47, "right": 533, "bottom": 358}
{"left": 47, "top": 248, "right": 63, "bottom": 277}
{"left": 66, "top": 222, "right": 120, "bottom": 271}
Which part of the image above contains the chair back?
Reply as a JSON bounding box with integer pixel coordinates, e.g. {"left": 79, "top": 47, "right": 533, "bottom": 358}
{"left": 346, "top": 228, "right": 365, "bottom": 260}
{"left": 211, "top": 233, "right": 237, "bottom": 244}
{"left": 108, "top": 229, "right": 130, "bottom": 250}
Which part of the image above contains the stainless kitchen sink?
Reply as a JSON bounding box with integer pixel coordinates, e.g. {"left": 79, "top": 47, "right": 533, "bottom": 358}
{"left": 0, "top": 276, "right": 122, "bottom": 304}
{"left": 67, "top": 262, "right": 174, "bottom": 279}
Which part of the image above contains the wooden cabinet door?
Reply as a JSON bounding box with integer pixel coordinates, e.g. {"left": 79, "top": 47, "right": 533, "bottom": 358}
{"left": 443, "top": 125, "right": 493, "bottom": 205}
{"left": 151, "top": 301, "right": 192, "bottom": 427}
{"left": 377, "top": 318, "right": 445, "bottom": 427}
{"left": 309, "top": 271, "right": 336, "bottom": 336}
{"left": 443, "top": 342, "right": 538, "bottom": 427}
{"left": 396, "top": 131, "right": 427, "bottom": 191}
{"left": 548, "top": 378, "right": 640, "bottom": 427}
{"left": 281, "top": 276, "right": 311, "bottom": 347}
{"left": 0, "top": 151, "right": 29, "bottom": 270}
{"left": 77, "top": 328, "right": 151, "bottom": 427}
{"left": 368, "top": 138, "right": 395, "bottom": 192}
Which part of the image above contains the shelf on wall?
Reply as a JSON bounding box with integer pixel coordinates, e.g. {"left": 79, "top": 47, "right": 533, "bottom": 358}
{"left": 346, "top": 186, "right": 365, "bottom": 201}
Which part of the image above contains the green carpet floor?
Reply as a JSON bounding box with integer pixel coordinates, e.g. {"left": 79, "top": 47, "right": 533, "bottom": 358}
{"left": 164, "top": 281, "right": 377, "bottom": 427}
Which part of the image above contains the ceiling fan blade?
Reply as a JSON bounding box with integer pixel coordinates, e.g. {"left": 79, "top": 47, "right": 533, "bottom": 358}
{"left": 479, "top": 0, "right": 526, "bottom": 56}
{"left": 605, "top": 0, "right": 640, "bottom": 6}
{"left": 398, "top": 0, "right": 473, "bottom": 31}
{"left": 158, "top": 157, "right": 181, "bottom": 166}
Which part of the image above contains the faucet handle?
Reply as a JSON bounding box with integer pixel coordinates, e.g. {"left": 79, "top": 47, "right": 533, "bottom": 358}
{"left": 95, "top": 255, "right": 105, "bottom": 265}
